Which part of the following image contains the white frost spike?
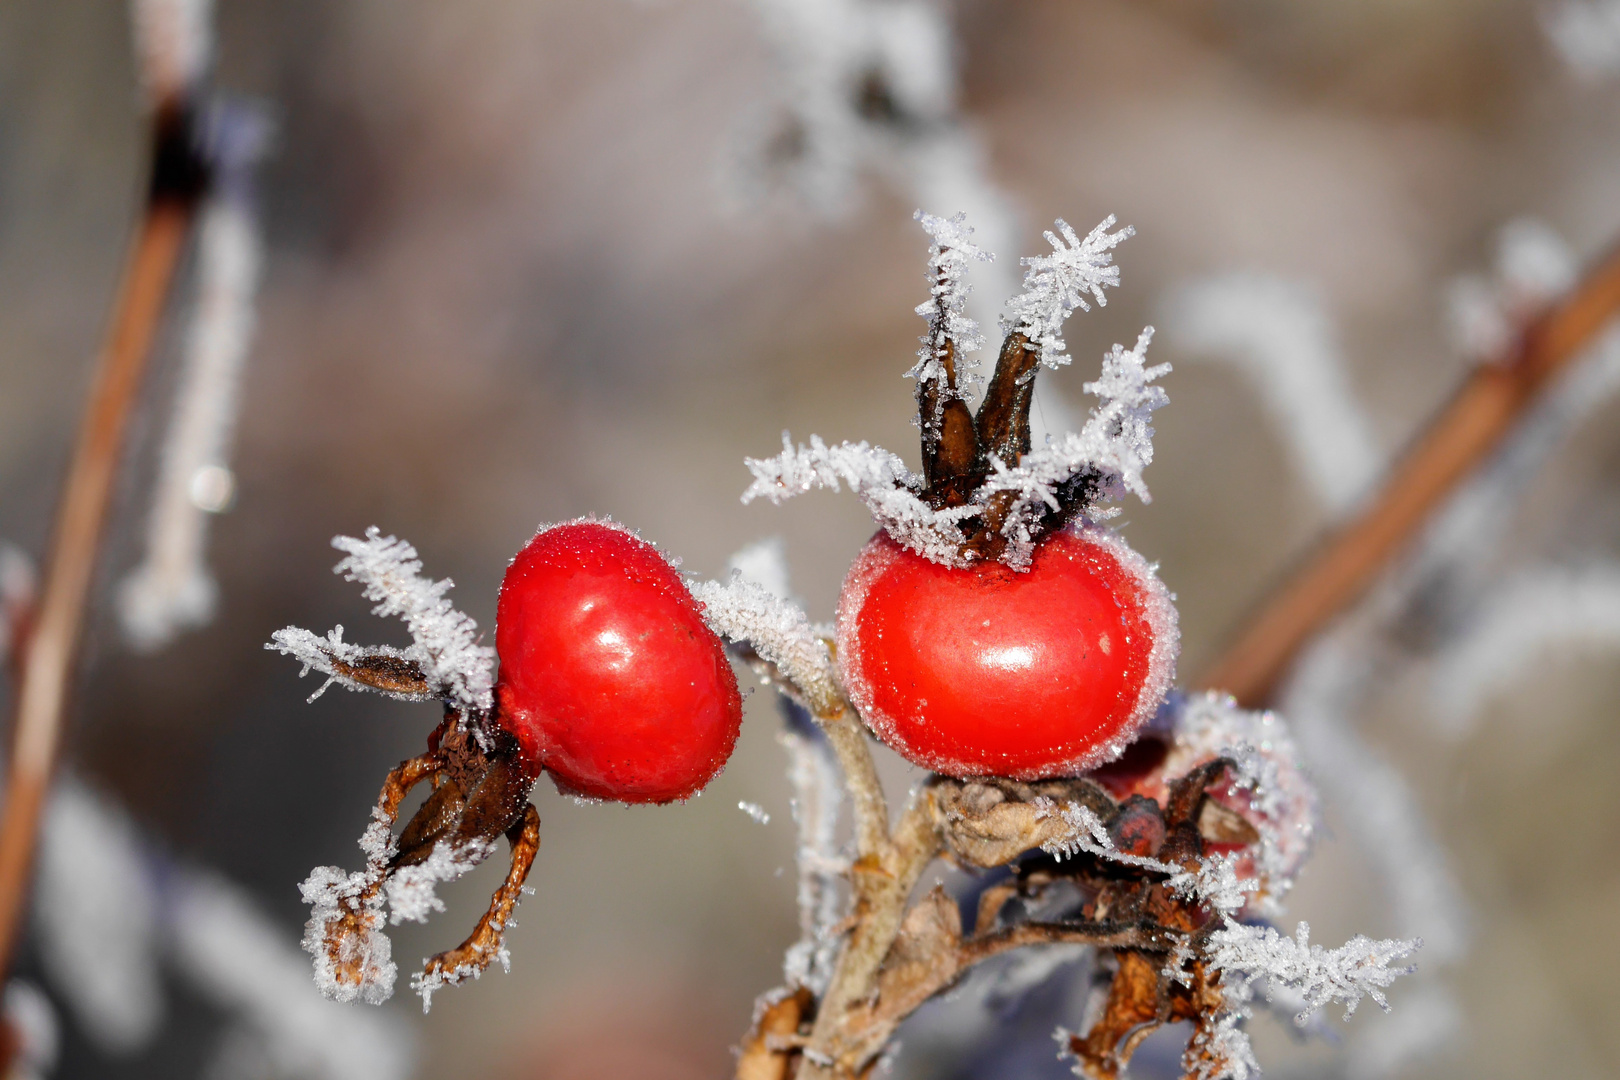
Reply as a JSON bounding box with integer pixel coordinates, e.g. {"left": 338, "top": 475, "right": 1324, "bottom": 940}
{"left": 742, "top": 433, "right": 978, "bottom": 567}
{"left": 120, "top": 195, "right": 263, "bottom": 650}
{"left": 909, "top": 210, "right": 994, "bottom": 424}
{"left": 780, "top": 721, "right": 846, "bottom": 994}
{"left": 692, "top": 573, "right": 840, "bottom": 714}
{"left": 1284, "top": 633, "right": 1469, "bottom": 967}
{"left": 1167, "top": 853, "right": 1256, "bottom": 923}
{"left": 1207, "top": 922, "right": 1419, "bottom": 1023}
{"left": 298, "top": 864, "right": 395, "bottom": 1006}
{"left": 34, "top": 779, "right": 164, "bottom": 1054}
{"left": 266, "top": 626, "right": 429, "bottom": 703}
{"left": 385, "top": 840, "right": 492, "bottom": 926}
{"left": 1163, "top": 274, "right": 1379, "bottom": 511}
{"left": 173, "top": 870, "right": 413, "bottom": 1080}
{"left": 130, "top": 0, "right": 212, "bottom": 103}
{"left": 1002, "top": 216, "right": 1133, "bottom": 372}
{"left": 1543, "top": 0, "right": 1620, "bottom": 80}
{"left": 738, "top": 801, "right": 772, "bottom": 825}
{"left": 273, "top": 529, "right": 496, "bottom": 716}
{"left": 1427, "top": 565, "right": 1620, "bottom": 735}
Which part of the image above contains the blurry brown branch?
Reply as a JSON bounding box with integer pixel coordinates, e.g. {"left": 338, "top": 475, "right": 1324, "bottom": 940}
{"left": 1198, "top": 235, "right": 1620, "bottom": 707}
{"left": 0, "top": 103, "right": 206, "bottom": 983}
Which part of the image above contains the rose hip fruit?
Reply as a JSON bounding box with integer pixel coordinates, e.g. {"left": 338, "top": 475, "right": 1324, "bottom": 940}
{"left": 495, "top": 519, "right": 743, "bottom": 803}
{"left": 836, "top": 526, "right": 1177, "bottom": 779}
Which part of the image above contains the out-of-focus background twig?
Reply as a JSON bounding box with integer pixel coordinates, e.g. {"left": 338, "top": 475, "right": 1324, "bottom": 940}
{"left": 4, "top": 1, "right": 1620, "bottom": 1079}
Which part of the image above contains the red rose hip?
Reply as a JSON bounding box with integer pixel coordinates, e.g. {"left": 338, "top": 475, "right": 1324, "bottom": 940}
{"left": 836, "top": 526, "right": 1177, "bottom": 779}
{"left": 495, "top": 519, "right": 743, "bottom": 803}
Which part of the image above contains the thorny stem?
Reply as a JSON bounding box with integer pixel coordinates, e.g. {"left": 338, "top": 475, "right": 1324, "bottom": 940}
{"left": 0, "top": 111, "right": 205, "bottom": 979}
{"left": 1200, "top": 235, "right": 1620, "bottom": 706}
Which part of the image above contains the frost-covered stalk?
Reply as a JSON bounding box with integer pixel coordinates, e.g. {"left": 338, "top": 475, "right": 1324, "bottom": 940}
{"left": 119, "top": 105, "right": 272, "bottom": 650}
{"left": 1163, "top": 274, "right": 1379, "bottom": 512}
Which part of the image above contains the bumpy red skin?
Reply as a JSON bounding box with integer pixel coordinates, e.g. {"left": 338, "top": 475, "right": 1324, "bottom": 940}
{"left": 836, "top": 528, "right": 1176, "bottom": 779}
{"left": 495, "top": 520, "right": 743, "bottom": 803}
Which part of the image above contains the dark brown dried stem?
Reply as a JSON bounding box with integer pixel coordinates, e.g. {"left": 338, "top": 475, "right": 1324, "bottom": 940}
{"left": 1199, "top": 236, "right": 1620, "bottom": 706}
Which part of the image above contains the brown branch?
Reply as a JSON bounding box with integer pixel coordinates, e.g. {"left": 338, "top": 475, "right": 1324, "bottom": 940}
{"left": 418, "top": 802, "right": 541, "bottom": 995}
{"left": 0, "top": 185, "right": 199, "bottom": 980}
{"left": 1198, "top": 237, "right": 1620, "bottom": 706}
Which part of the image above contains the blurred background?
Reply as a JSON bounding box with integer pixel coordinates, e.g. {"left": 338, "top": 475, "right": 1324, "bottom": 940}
{"left": 3, "top": 1, "right": 1620, "bottom": 1078}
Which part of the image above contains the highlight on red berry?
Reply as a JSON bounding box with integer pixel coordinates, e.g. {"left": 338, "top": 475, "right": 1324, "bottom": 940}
{"left": 836, "top": 525, "right": 1178, "bottom": 778}
{"left": 494, "top": 518, "right": 744, "bottom": 803}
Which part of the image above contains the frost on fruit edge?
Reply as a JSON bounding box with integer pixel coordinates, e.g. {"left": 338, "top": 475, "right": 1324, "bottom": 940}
{"left": 691, "top": 573, "right": 840, "bottom": 715}
{"left": 1002, "top": 216, "right": 1134, "bottom": 373}
{"left": 909, "top": 209, "right": 993, "bottom": 438}
{"left": 267, "top": 528, "right": 495, "bottom": 718}
{"left": 742, "top": 212, "right": 1165, "bottom": 571}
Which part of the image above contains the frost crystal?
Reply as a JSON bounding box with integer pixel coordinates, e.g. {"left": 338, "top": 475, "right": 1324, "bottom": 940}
{"left": 742, "top": 434, "right": 977, "bottom": 566}
{"left": 691, "top": 572, "right": 840, "bottom": 714}
{"left": 385, "top": 840, "right": 491, "bottom": 926}
{"left": 909, "top": 210, "right": 993, "bottom": 432}
{"left": 268, "top": 529, "right": 495, "bottom": 719}
{"left": 298, "top": 811, "right": 398, "bottom": 1006}
{"left": 1207, "top": 922, "right": 1420, "bottom": 1024}
{"left": 1033, "top": 799, "right": 1176, "bottom": 874}
{"left": 1001, "top": 216, "right": 1133, "bottom": 371}
{"left": 738, "top": 801, "right": 772, "bottom": 825}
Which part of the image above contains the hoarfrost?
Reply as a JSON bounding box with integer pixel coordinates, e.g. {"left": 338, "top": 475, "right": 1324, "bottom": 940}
{"left": 779, "top": 703, "right": 847, "bottom": 994}
{"left": 173, "top": 870, "right": 412, "bottom": 1080}
{"left": 119, "top": 109, "right": 270, "bottom": 650}
{"left": 1162, "top": 274, "right": 1378, "bottom": 511}
{"left": 1543, "top": 0, "right": 1620, "bottom": 80}
{"left": 738, "top": 801, "right": 772, "bottom": 825}
{"left": 3, "top": 982, "right": 59, "bottom": 1080}
{"left": 298, "top": 811, "right": 398, "bottom": 1006}
{"left": 35, "top": 779, "right": 164, "bottom": 1053}
{"left": 266, "top": 626, "right": 428, "bottom": 703}
{"left": 1001, "top": 216, "right": 1133, "bottom": 372}
{"left": 267, "top": 529, "right": 495, "bottom": 718}
{"left": 1207, "top": 922, "right": 1419, "bottom": 1024}
{"left": 691, "top": 572, "right": 840, "bottom": 714}
{"left": 741, "top": 434, "right": 977, "bottom": 567}
{"left": 909, "top": 209, "right": 993, "bottom": 432}
{"left": 1427, "top": 565, "right": 1620, "bottom": 734}
{"left": 385, "top": 840, "right": 492, "bottom": 926}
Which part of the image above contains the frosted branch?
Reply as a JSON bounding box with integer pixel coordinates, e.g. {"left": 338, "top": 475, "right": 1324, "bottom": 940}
{"left": 691, "top": 574, "right": 841, "bottom": 716}
{"left": 908, "top": 210, "right": 993, "bottom": 433}
{"left": 1208, "top": 922, "right": 1419, "bottom": 1023}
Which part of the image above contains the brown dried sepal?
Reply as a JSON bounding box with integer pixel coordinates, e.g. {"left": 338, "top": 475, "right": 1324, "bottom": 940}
{"left": 931, "top": 776, "right": 1116, "bottom": 869}
{"left": 324, "top": 648, "right": 435, "bottom": 699}
{"left": 418, "top": 802, "right": 541, "bottom": 992}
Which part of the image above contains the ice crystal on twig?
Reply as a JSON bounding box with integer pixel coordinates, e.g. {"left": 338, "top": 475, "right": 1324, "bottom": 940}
{"left": 385, "top": 840, "right": 491, "bottom": 926}
{"left": 1002, "top": 216, "right": 1133, "bottom": 372}
{"left": 1208, "top": 922, "right": 1419, "bottom": 1024}
{"left": 298, "top": 812, "right": 398, "bottom": 1006}
{"left": 909, "top": 209, "right": 993, "bottom": 438}
{"left": 692, "top": 572, "right": 840, "bottom": 714}
{"left": 1163, "top": 274, "right": 1377, "bottom": 511}
{"left": 268, "top": 529, "right": 495, "bottom": 718}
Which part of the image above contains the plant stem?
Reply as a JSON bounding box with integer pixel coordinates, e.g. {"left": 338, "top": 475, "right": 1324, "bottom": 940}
{"left": 1199, "top": 237, "right": 1620, "bottom": 707}
{"left": 0, "top": 195, "right": 195, "bottom": 981}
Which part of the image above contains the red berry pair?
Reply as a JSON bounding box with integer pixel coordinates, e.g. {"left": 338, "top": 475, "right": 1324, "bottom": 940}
{"left": 492, "top": 517, "right": 1175, "bottom": 800}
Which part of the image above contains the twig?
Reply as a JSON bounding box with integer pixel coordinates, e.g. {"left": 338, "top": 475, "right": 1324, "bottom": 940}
{"left": 1199, "top": 236, "right": 1620, "bottom": 706}
{"left": 0, "top": 106, "right": 204, "bottom": 982}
